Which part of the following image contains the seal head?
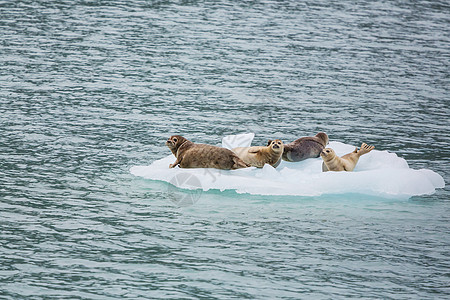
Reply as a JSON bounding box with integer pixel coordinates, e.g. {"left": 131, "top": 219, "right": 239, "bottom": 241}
{"left": 315, "top": 132, "right": 329, "bottom": 146}
{"left": 166, "top": 135, "right": 189, "bottom": 156}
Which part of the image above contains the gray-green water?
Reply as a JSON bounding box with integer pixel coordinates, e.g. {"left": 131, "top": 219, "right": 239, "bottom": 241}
{"left": 1, "top": 0, "right": 449, "bottom": 298}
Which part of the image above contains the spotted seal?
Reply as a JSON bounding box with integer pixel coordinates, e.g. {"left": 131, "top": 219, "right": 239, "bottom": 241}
{"left": 321, "top": 143, "right": 375, "bottom": 172}
{"left": 166, "top": 135, "right": 249, "bottom": 170}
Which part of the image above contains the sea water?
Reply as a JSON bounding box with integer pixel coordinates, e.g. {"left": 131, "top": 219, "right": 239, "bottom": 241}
{"left": 1, "top": 0, "right": 449, "bottom": 299}
{"left": 131, "top": 133, "right": 444, "bottom": 199}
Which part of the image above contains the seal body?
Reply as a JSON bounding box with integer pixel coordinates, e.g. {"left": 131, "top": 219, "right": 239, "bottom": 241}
{"left": 282, "top": 132, "right": 329, "bottom": 162}
{"left": 321, "top": 143, "right": 375, "bottom": 172}
{"left": 232, "top": 139, "right": 284, "bottom": 168}
{"left": 165, "top": 135, "right": 249, "bottom": 170}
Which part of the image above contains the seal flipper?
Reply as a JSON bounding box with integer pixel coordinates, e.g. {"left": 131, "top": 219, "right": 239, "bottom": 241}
{"left": 169, "top": 157, "right": 181, "bottom": 168}
{"left": 273, "top": 157, "right": 282, "bottom": 168}
{"left": 282, "top": 144, "right": 293, "bottom": 162}
{"left": 357, "top": 143, "right": 375, "bottom": 156}
{"left": 322, "top": 162, "right": 329, "bottom": 172}
{"left": 232, "top": 156, "right": 250, "bottom": 169}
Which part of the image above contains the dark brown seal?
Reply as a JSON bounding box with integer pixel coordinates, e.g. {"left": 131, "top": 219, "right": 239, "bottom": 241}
{"left": 165, "top": 135, "right": 249, "bottom": 170}
{"left": 282, "top": 132, "right": 329, "bottom": 162}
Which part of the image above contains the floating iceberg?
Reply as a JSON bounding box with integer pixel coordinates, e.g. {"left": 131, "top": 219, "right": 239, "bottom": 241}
{"left": 130, "top": 133, "right": 445, "bottom": 199}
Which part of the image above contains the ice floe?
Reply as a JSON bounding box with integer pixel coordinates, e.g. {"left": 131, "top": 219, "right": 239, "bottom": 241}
{"left": 130, "top": 133, "right": 445, "bottom": 199}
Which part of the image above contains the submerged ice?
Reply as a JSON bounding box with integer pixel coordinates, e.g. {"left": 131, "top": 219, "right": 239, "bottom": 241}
{"left": 130, "top": 133, "right": 445, "bottom": 198}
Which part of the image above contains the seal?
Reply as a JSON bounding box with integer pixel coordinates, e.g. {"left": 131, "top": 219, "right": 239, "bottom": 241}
{"left": 282, "top": 132, "right": 329, "bottom": 162}
{"left": 232, "top": 139, "right": 284, "bottom": 168}
{"left": 165, "top": 135, "right": 249, "bottom": 170}
{"left": 321, "top": 143, "right": 375, "bottom": 172}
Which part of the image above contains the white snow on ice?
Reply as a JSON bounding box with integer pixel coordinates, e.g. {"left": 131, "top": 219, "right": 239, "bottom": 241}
{"left": 130, "top": 133, "right": 445, "bottom": 198}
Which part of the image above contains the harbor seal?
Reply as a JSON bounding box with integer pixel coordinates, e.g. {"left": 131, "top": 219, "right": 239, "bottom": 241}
{"left": 166, "top": 135, "right": 249, "bottom": 170}
{"left": 232, "top": 139, "right": 284, "bottom": 168}
{"left": 282, "top": 132, "right": 329, "bottom": 162}
{"left": 321, "top": 143, "right": 375, "bottom": 172}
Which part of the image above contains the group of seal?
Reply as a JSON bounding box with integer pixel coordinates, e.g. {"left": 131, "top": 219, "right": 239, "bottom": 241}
{"left": 165, "top": 133, "right": 374, "bottom": 172}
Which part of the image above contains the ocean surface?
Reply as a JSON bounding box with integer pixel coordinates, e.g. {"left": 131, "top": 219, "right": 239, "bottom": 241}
{"left": 1, "top": 0, "right": 449, "bottom": 298}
